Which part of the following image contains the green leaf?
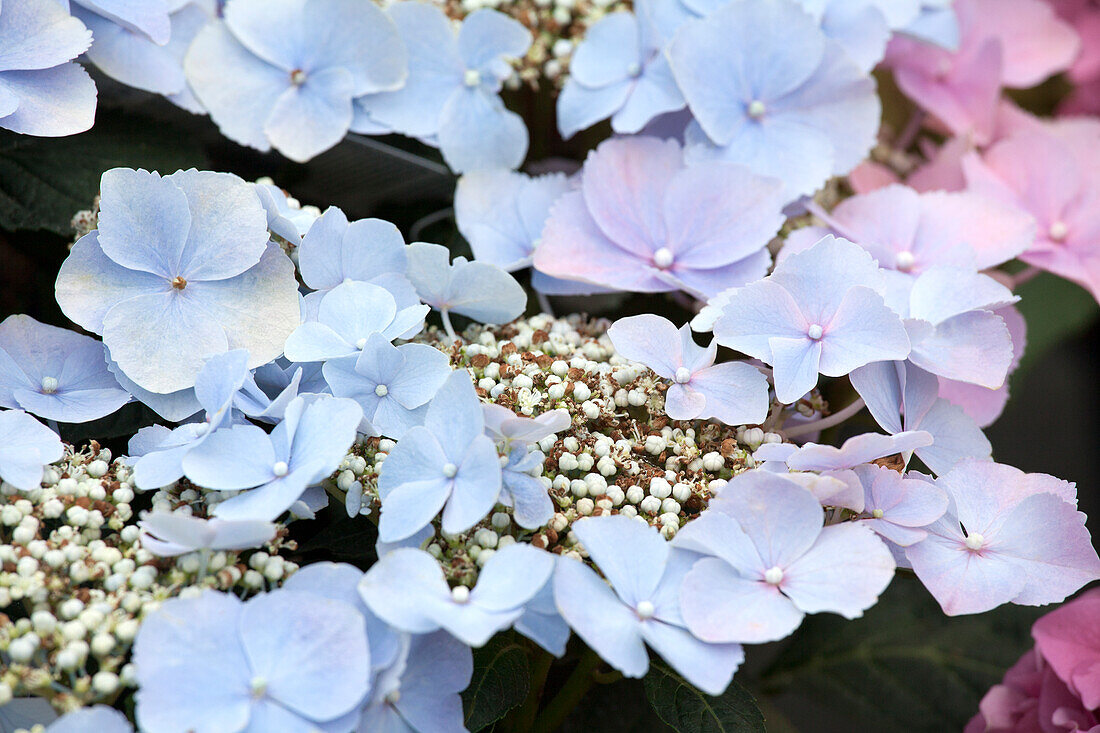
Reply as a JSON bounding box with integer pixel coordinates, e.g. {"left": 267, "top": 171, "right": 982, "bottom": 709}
{"left": 759, "top": 576, "right": 1042, "bottom": 732}
{"left": 463, "top": 634, "right": 531, "bottom": 732}
{"left": 644, "top": 662, "right": 766, "bottom": 733}
{"left": 1014, "top": 272, "right": 1098, "bottom": 376}
{"left": 0, "top": 113, "right": 206, "bottom": 235}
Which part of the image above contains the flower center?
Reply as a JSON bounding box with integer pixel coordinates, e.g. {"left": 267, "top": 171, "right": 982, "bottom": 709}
{"left": 442, "top": 462, "right": 458, "bottom": 478}
{"left": 451, "top": 585, "right": 470, "bottom": 603}
{"left": 1049, "top": 220, "right": 1068, "bottom": 242}
{"left": 272, "top": 461, "right": 289, "bottom": 477}
{"left": 872, "top": 508, "right": 884, "bottom": 518}
{"left": 171, "top": 276, "right": 187, "bottom": 290}
{"left": 653, "top": 248, "right": 674, "bottom": 269}
{"left": 807, "top": 324, "right": 824, "bottom": 340}
{"left": 635, "top": 600, "right": 655, "bottom": 620}
{"left": 250, "top": 676, "right": 267, "bottom": 699}
{"left": 290, "top": 69, "right": 307, "bottom": 86}
{"left": 673, "top": 367, "right": 692, "bottom": 384}
{"left": 626, "top": 62, "right": 641, "bottom": 77}
{"left": 747, "top": 100, "right": 766, "bottom": 119}
{"left": 355, "top": 337, "right": 368, "bottom": 350}
{"left": 375, "top": 384, "right": 389, "bottom": 397}
{"left": 964, "top": 532, "right": 985, "bottom": 551}
{"left": 764, "top": 566, "right": 784, "bottom": 585}
{"left": 385, "top": 689, "right": 401, "bottom": 705}
{"left": 464, "top": 69, "right": 481, "bottom": 87}
{"left": 40, "top": 376, "right": 59, "bottom": 394}
{"left": 895, "top": 250, "right": 916, "bottom": 272}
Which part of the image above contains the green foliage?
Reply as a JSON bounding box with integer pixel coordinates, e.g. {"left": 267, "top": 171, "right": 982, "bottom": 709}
{"left": 759, "top": 576, "right": 1042, "bottom": 732}
{"left": 463, "top": 634, "right": 532, "bottom": 732}
{"left": 1014, "top": 272, "right": 1098, "bottom": 376}
{"left": 644, "top": 662, "right": 767, "bottom": 733}
{"left": 0, "top": 114, "right": 206, "bottom": 235}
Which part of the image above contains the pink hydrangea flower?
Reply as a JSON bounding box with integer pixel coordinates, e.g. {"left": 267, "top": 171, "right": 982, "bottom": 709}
{"left": 1032, "top": 589, "right": 1100, "bottom": 710}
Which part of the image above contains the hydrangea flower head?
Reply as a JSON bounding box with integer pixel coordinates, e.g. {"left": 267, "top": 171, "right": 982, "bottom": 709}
{"left": 356, "top": 631, "right": 472, "bottom": 732}
{"left": 0, "top": 0, "right": 96, "bottom": 136}
{"left": 0, "top": 409, "right": 63, "bottom": 490}
{"left": 1032, "top": 588, "right": 1100, "bottom": 711}
{"left": 557, "top": 4, "right": 685, "bottom": 138}
{"left": 55, "top": 168, "right": 299, "bottom": 394}
{"left": 185, "top": 0, "right": 407, "bottom": 162}
{"left": 553, "top": 515, "right": 745, "bottom": 695}
{"left": 885, "top": 0, "right": 1079, "bottom": 143}
{"left": 673, "top": 471, "right": 896, "bottom": 643}
{"left": 137, "top": 510, "right": 276, "bottom": 557}
{"left": 283, "top": 280, "right": 429, "bottom": 363}
{"left": 356, "top": 4, "right": 531, "bottom": 172}
{"left": 377, "top": 370, "right": 502, "bottom": 541}
{"left": 0, "top": 315, "right": 130, "bottom": 423}
{"left": 534, "top": 136, "right": 786, "bottom": 297}
{"left": 360, "top": 544, "right": 554, "bottom": 646}
{"left": 133, "top": 588, "right": 370, "bottom": 732}
{"left": 182, "top": 394, "right": 363, "bottom": 521}
{"left": 785, "top": 184, "right": 1035, "bottom": 280}
{"left": 667, "top": 0, "right": 880, "bottom": 199}
{"left": 906, "top": 459, "right": 1100, "bottom": 615}
{"left": 964, "top": 127, "right": 1100, "bottom": 302}
{"left": 405, "top": 242, "right": 527, "bottom": 333}
{"left": 713, "top": 235, "right": 911, "bottom": 404}
{"left": 322, "top": 332, "right": 452, "bottom": 438}
{"left": 297, "top": 206, "right": 415, "bottom": 313}
{"left": 607, "top": 314, "right": 769, "bottom": 424}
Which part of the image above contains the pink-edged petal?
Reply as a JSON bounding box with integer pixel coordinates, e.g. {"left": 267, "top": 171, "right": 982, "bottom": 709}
{"left": 680, "top": 557, "right": 803, "bottom": 644}
{"left": 818, "top": 286, "right": 911, "bottom": 377}
{"left": 689, "top": 361, "right": 770, "bottom": 426}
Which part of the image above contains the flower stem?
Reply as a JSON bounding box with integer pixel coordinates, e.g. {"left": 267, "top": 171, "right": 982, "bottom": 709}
{"left": 783, "top": 397, "right": 866, "bottom": 439}
{"left": 537, "top": 291, "right": 555, "bottom": 318}
{"left": 895, "top": 108, "right": 926, "bottom": 151}
{"left": 440, "top": 308, "right": 457, "bottom": 343}
{"left": 1010, "top": 265, "right": 1042, "bottom": 290}
{"left": 531, "top": 648, "right": 601, "bottom": 733}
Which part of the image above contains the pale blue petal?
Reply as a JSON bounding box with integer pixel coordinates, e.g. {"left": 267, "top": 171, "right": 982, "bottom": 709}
{"left": 0, "top": 63, "right": 95, "bottom": 137}
{"left": 769, "top": 336, "right": 822, "bottom": 404}
{"left": 557, "top": 76, "right": 633, "bottom": 139}
{"left": 459, "top": 9, "right": 531, "bottom": 78}
{"left": 440, "top": 435, "right": 502, "bottom": 534}
{"left": 568, "top": 12, "right": 638, "bottom": 88}
{"left": 438, "top": 87, "right": 528, "bottom": 173}
{"left": 817, "top": 286, "right": 911, "bottom": 376}
{"left": 264, "top": 67, "right": 355, "bottom": 163}
{"left": 640, "top": 620, "right": 744, "bottom": 696}
{"left": 570, "top": 515, "right": 669, "bottom": 607}
{"left": 182, "top": 424, "right": 276, "bottom": 490}
{"left": 471, "top": 544, "right": 555, "bottom": 612}
{"left": 680, "top": 556, "right": 803, "bottom": 643}
{"left": 611, "top": 53, "right": 685, "bottom": 134}
{"left": 606, "top": 314, "right": 682, "bottom": 378}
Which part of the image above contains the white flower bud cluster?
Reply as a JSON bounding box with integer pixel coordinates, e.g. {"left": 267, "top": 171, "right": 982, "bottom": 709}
{"left": 0, "top": 444, "right": 297, "bottom": 715}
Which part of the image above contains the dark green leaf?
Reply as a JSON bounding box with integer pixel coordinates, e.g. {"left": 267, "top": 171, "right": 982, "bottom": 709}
{"left": 759, "top": 575, "right": 1042, "bottom": 733}
{"left": 0, "top": 114, "right": 206, "bottom": 234}
{"left": 644, "top": 662, "right": 766, "bottom": 733}
{"left": 1014, "top": 272, "right": 1098, "bottom": 376}
{"left": 463, "top": 635, "right": 531, "bottom": 732}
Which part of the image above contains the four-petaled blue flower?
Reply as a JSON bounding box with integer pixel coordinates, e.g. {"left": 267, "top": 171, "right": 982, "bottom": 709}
{"left": 377, "top": 370, "right": 502, "bottom": 541}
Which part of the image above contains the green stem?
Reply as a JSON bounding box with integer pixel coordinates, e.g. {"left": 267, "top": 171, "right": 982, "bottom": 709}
{"left": 510, "top": 649, "right": 554, "bottom": 732}
{"left": 531, "top": 649, "right": 601, "bottom": 733}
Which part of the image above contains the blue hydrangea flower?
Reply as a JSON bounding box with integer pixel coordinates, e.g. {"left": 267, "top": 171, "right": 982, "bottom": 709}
{"left": 553, "top": 515, "right": 745, "bottom": 695}
{"left": 47, "top": 705, "right": 132, "bottom": 733}
{"left": 500, "top": 446, "right": 555, "bottom": 530}
{"left": 356, "top": 4, "right": 531, "bottom": 173}
{"left": 851, "top": 463, "right": 949, "bottom": 547}
{"left": 184, "top": 0, "right": 407, "bottom": 162}
{"left": 297, "top": 206, "right": 418, "bottom": 317}
{"left": 283, "top": 561, "right": 402, "bottom": 674}
{"left": 907, "top": 459, "right": 1100, "bottom": 615}
{"left": 377, "top": 370, "right": 502, "bottom": 542}
{"left": 850, "top": 360, "right": 992, "bottom": 475}
{"left": 0, "top": 315, "right": 130, "bottom": 423}
{"left": 283, "top": 281, "right": 429, "bottom": 363}
{"left": 360, "top": 544, "right": 554, "bottom": 646}
{"left": 0, "top": 409, "right": 63, "bottom": 491}
{"left": 557, "top": 2, "right": 685, "bottom": 138}
{"left": 130, "top": 349, "right": 250, "bottom": 490}
{"left": 405, "top": 243, "right": 527, "bottom": 341}
{"left": 322, "top": 332, "right": 451, "bottom": 438}
{"left": 254, "top": 182, "right": 321, "bottom": 247}
{"left": 137, "top": 510, "right": 276, "bottom": 557}
{"left": 55, "top": 168, "right": 300, "bottom": 395}
{"left": 133, "top": 588, "right": 370, "bottom": 732}
{"left": 182, "top": 394, "right": 362, "bottom": 521}
{"left": 233, "top": 362, "right": 309, "bottom": 424}
{"left": 0, "top": 0, "right": 96, "bottom": 136}
{"left": 356, "top": 631, "right": 472, "bottom": 732}
{"left": 667, "top": 0, "right": 880, "bottom": 200}
{"left": 900, "top": 0, "right": 960, "bottom": 49}
{"left": 482, "top": 404, "right": 570, "bottom": 450}
{"left": 790, "top": 0, "right": 903, "bottom": 73}
{"left": 672, "top": 471, "right": 895, "bottom": 644}
{"left": 607, "top": 314, "right": 770, "bottom": 424}
{"left": 533, "top": 137, "right": 786, "bottom": 298}
{"left": 712, "top": 236, "right": 911, "bottom": 404}
{"left": 72, "top": 0, "right": 215, "bottom": 112}
{"left": 754, "top": 430, "right": 934, "bottom": 473}
{"left": 454, "top": 169, "right": 599, "bottom": 295}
